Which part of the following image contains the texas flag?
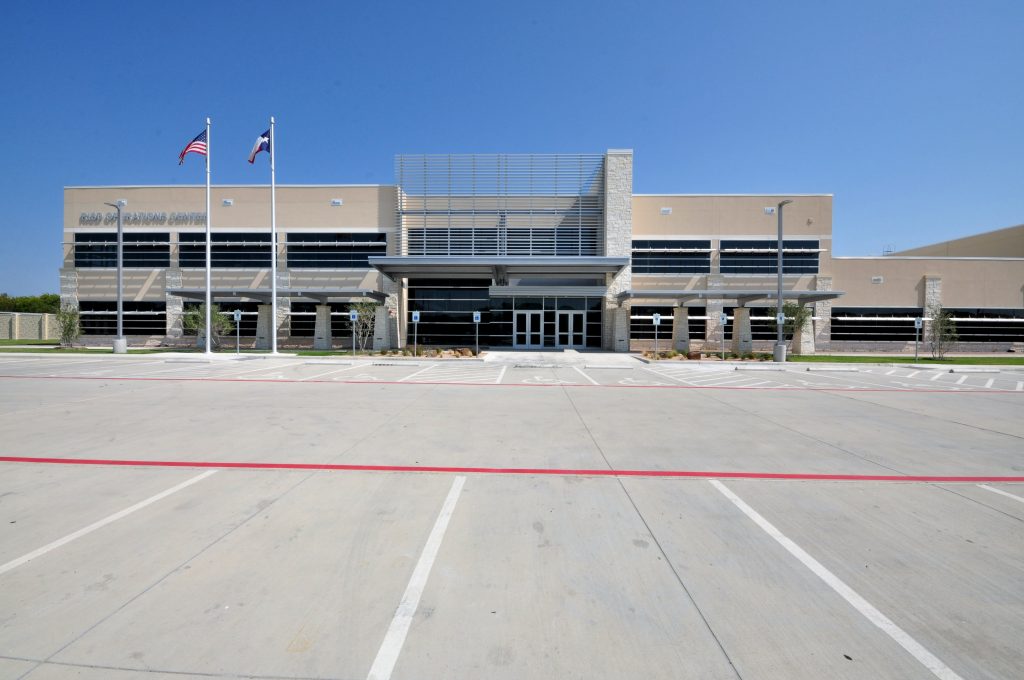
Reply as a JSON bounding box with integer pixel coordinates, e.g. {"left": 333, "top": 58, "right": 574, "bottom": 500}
{"left": 248, "top": 129, "right": 271, "bottom": 163}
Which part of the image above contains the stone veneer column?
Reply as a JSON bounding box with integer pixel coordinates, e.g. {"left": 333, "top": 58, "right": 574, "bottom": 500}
{"left": 602, "top": 149, "right": 633, "bottom": 352}
{"left": 276, "top": 270, "right": 290, "bottom": 341}
{"left": 731, "top": 307, "right": 753, "bottom": 354}
{"left": 59, "top": 269, "right": 78, "bottom": 312}
{"left": 313, "top": 304, "right": 333, "bottom": 350}
{"left": 165, "top": 268, "right": 183, "bottom": 338}
{"left": 673, "top": 306, "right": 690, "bottom": 353}
{"left": 382, "top": 276, "right": 401, "bottom": 349}
{"left": 792, "top": 307, "right": 815, "bottom": 355}
{"left": 704, "top": 275, "right": 725, "bottom": 352}
{"left": 923, "top": 276, "right": 942, "bottom": 345}
{"left": 372, "top": 305, "right": 389, "bottom": 351}
{"left": 813, "top": 276, "right": 832, "bottom": 352}
{"left": 255, "top": 304, "right": 272, "bottom": 350}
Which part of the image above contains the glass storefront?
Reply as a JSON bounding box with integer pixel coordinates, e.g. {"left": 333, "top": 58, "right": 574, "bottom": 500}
{"left": 407, "top": 279, "right": 602, "bottom": 348}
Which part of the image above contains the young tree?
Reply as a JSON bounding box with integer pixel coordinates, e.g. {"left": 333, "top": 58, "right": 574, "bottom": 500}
{"left": 56, "top": 304, "right": 81, "bottom": 348}
{"left": 182, "top": 304, "right": 234, "bottom": 348}
{"left": 350, "top": 301, "right": 379, "bottom": 351}
{"left": 769, "top": 301, "right": 812, "bottom": 348}
{"left": 928, "top": 304, "right": 958, "bottom": 359}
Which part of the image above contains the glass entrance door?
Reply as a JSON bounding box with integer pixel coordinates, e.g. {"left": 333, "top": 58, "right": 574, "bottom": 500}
{"left": 556, "top": 311, "right": 585, "bottom": 348}
{"left": 514, "top": 311, "right": 543, "bottom": 348}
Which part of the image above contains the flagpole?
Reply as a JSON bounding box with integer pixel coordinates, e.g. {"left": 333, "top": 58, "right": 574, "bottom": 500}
{"left": 205, "top": 116, "right": 212, "bottom": 356}
{"left": 270, "top": 116, "right": 278, "bottom": 354}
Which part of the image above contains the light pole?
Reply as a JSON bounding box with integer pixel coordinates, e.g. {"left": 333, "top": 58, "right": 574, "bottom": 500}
{"left": 774, "top": 199, "right": 793, "bottom": 363}
{"left": 104, "top": 200, "right": 127, "bottom": 353}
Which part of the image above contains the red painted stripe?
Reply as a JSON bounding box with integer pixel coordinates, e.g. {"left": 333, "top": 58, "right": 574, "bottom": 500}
{"left": 2, "top": 456, "right": 1022, "bottom": 483}
{"left": 0, "top": 373, "right": 1017, "bottom": 394}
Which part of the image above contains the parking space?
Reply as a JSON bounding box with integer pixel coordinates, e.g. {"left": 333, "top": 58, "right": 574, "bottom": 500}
{"left": 1, "top": 355, "right": 1022, "bottom": 394}
{"left": 1, "top": 353, "right": 1022, "bottom": 679}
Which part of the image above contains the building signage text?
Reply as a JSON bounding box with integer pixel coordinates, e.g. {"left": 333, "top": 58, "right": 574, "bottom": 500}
{"left": 78, "top": 211, "right": 207, "bottom": 226}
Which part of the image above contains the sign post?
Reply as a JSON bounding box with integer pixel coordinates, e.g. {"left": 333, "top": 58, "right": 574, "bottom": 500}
{"left": 473, "top": 311, "right": 481, "bottom": 355}
{"left": 349, "top": 309, "right": 358, "bottom": 357}
{"left": 914, "top": 317, "right": 923, "bottom": 361}
{"left": 652, "top": 313, "right": 661, "bottom": 359}
{"left": 719, "top": 311, "right": 728, "bottom": 361}
{"left": 233, "top": 309, "right": 242, "bottom": 355}
{"left": 412, "top": 310, "right": 420, "bottom": 356}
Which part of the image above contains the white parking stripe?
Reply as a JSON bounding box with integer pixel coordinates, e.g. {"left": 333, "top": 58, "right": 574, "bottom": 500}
{"left": 495, "top": 365, "right": 508, "bottom": 384}
{"left": 640, "top": 366, "right": 691, "bottom": 384}
{"left": 213, "top": 363, "right": 294, "bottom": 379}
{"left": 978, "top": 485, "right": 1024, "bottom": 504}
{"left": 907, "top": 371, "right": 920, "bottom": 378}
{"left": 398, "top": 364, "right": 436, "bottom": 382}
{"left": 572, "top": 366, "right": 599, "bottom": 385}
{"left": 299, "top": 364, "right": 364, "bottom": 381}
{"left": 1017, "top": 381, "right": 1023, "bottom": 392}
{"left": 930, "top": 372, "right": 943, "bottom": 381}
{"left": 984, "top": 379, "right": 994, "bottom": 389}
{"left": 710, "top": 480, "right": 964, "bottom": 680}
{"left": 955, "top": 376, "right": 967, "bottom": 385}
{"left": 366, "top": 476, "right": 466, "bottom": 680}
{"left": 0, "top": 470, "right": 217, "bottom": 577}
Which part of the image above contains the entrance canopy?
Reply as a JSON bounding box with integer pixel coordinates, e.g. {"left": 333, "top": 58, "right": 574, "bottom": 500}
{"left": 617, "top": 289, "right": 843, "bottom": 306}
{"left": 370, "top": 256, "right": 628, "bottom": 281}
{"left": 167, "top": 288, "right": 386, "bottom": 304}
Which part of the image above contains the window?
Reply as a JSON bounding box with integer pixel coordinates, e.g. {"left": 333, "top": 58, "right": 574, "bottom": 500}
{"left": 830, "top": 308, "right": 920, "bottom": 342}
{"left": 79, "top": 301, "right": 166, "bottom": 335}
{"left": 630, "top": 306, "right": 706, "bottom": 340}
{"left": 286, "top": 233, "right": 386, "bottom": 268}
{"left": 288, "top": 302, "right": 359, "bottom": 337}
{"left": 945, "top": 309, "right": 1024, "bottom": 343}
{"left": 632, "top": 240, "right": 711, "bottom": 274}
{"left": 405, "top": 226, "right": 600, "bottom": 257}
{"left": 407, "top": 279, "right": 492, "bottom": 346}
{"left": 720, "top": 240, "right": 820, "bottom": 274}
{"left": 74, "top": 233, "right": 170, "bottom": 267}
{"left": 181, "top": 301, "right": 259, "bottom": 336}
{"left": 179, "top": 233, "right": 271, "bottom": 268}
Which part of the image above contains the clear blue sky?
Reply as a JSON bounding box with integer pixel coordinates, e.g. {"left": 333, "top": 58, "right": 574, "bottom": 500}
{"left": 2, "top": 0, "right": 1021, "bottom": 295}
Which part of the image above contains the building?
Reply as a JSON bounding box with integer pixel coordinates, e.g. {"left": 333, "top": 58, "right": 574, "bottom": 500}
{"left": 61, "top": 150, "right": 1024, "bottom": 352}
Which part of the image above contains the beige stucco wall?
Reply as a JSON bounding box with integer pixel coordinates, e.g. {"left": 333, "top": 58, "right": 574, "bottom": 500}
{"left": 632, "top": 195, "right": 833, "bottom": 277}
{"left": 64, "top": 185, "right": 396, "bottom": 308}
{"left": 832, "top": 257, "right": 1024, "bottom": 308}
{"left": 632, "top": 195, "right": 832, "bottom": 238}
{"left": 891, "top": 224, "right": 1024, "bottom": 258}
{"left": 65, "top": 185, "right": 396, "bottom": 232}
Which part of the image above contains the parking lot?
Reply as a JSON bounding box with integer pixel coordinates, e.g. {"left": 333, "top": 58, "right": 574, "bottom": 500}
{"left": 1, "top": 353, "right": 1022, "bottom": 393}
{"left": 1, "top": 353, "right": 1022, "bottom": 679}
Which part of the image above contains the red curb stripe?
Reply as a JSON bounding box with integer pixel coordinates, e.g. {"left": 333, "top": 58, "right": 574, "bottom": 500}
{"left": 0, "top": 373, "right": 1018, "bottom": 394}
{"left": 1, "top": 456, "right": 1022, "bottom": 483}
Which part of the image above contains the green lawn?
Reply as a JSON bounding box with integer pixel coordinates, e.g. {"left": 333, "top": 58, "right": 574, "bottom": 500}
{"left": 788, "top": 355, "right": 1024, "bottom": 366}
{"left": 0, "top": 339, "right": 58, "bottom": 346}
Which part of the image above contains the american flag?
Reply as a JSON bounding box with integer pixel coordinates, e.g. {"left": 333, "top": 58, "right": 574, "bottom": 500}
{"left": 178, "top": 129, "right": 207, "bottom": 165}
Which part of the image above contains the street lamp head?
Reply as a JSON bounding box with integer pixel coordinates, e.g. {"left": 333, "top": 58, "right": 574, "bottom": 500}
{"left": 103, "top": 200, "right": 127, "bottom": 210}
{"left": 778, "top": 199, "right": 793, "bottom": 208}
